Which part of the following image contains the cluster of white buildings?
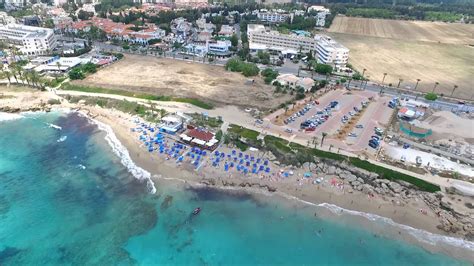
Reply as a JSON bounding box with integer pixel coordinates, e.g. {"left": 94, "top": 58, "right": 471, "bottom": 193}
{"left": 183, "top": 40, "right": 232, "bottom": 57}
{"left": 308, "top": 6, "right": 331, "bottom": 27}
{"left": 257, "top": 12, "right": 290, "bottom": 23}
{"left": 247, "top": 24, "right": 349, "bottom": 70}
{"left": 275, "top": 74, "right": 315, "bottom": 91}
{"left": 0, "top": 24, "right": 57, "bottom": 56}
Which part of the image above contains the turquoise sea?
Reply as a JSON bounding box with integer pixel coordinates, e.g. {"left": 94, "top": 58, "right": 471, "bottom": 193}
{"left": 0, "top": 111, "right": 472, "bottom": 265}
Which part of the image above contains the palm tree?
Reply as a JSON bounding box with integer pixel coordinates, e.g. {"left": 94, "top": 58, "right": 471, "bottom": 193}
{"left": 30, "top": 70, "right": 41, "bottom": 89}
{"left": 14, "top": 64, "right": 24, "bottom": 85}
{"left": 414, "top": 79, "right": 421, "bottom": 90}
{"left": 432, "top": 82, "right": 439, "bottom": 93}
{"left": 360, "top": 68, "right": 367, "bottom": 87}
{"left": 11, "top": 68, "right": 19, "bottom": 83}
{"left": 24, "top": 71, "right": 31, "bottom": 86}
{"left": 321, "top": 132, "right": 327, "bottom": 147}
{"left": 451, "top": 85, "right": 458, "bottom": 97}
{"left": 4, "top": 70, "right": 12, "bottom": 85}
{"left": 397, "top": 78, "right": 403, "bottom": 88}
{"left": 379, "top": 72, "right": 387, "bottom": 93}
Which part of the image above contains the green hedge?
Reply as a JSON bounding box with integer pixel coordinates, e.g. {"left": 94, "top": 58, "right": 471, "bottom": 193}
{"left": 263, "top": 133, "right": 439, "bottom": 192}
{"left": 61, "top": 83, "right": 213, "bottom": 109}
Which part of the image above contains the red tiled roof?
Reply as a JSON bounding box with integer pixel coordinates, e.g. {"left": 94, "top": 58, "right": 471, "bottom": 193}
{"left": 186, "top": 128, "right": 214, "bottom": 142}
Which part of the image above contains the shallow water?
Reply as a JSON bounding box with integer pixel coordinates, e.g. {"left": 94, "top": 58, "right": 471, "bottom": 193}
{"left": 0, "top": 111, "right": 471, "bottom": 265}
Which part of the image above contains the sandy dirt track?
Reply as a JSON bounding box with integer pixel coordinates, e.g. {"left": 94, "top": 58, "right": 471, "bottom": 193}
{"left": 328, "top": 32, "right": 474, "bottom": 99}
{"left": 329, "top": 16, "right": 474, "bottom": 45}
{"left": 73, "top": 54, "right": 290, "bottom": 109}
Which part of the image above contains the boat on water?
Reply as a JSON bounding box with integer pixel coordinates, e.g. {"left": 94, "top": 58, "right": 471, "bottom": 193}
{"left": 192, "top": 207, "right": 201, "bottom": 215}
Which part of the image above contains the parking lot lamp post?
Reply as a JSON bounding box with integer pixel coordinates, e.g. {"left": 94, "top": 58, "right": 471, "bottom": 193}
{"left": 451, "top": 85, "right": 458, "bottom": 97}
{"left": 363, "top": 75, "right": 370, "bottom": 90}
{"left": 379, "top": 73, "right": 387, "bottom": 93}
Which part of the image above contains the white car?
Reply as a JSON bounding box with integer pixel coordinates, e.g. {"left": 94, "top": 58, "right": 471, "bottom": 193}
{"left": 374, "top": 127, "right": 384, "bottom": 134}
{"left": 285, "top": 128, "right": 293, "bottom": 133}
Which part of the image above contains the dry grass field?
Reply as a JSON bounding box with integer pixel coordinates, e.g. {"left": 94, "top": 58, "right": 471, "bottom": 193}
{"left": 329, "top": 16, "right": 474, "bottom": 45}
{"left": 73, "top": 54, "right": 290, "bottom": 109}
{"left": 328, "top": 16, "right": 474, "bottom": 99}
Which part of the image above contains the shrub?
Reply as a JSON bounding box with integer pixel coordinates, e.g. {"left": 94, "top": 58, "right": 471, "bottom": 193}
{"left": 225, "top": 58, "right": 259, "bottom": 77}
{"left": 425, "top": 92, "right": 438, "bottom": 101}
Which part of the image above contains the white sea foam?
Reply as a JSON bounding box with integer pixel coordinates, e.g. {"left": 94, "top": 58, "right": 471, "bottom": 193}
{"left": 317, "top": 202, "right": 474, "bottom": 252}
{"left": 47, "top": 123, "right": 62, "bottom": 130}
{"left": 57, "top": 136, "right": 67, "bottom": 142}
{"left": 77, "top": 164, "right": 86, "bottom": 170}
{"left": 276, "top": 190, "right": 474, "bottom": 255}
{"left": 85, "top": 113, "right": 157, "bottom": 194}
{"left": 0, "top": 112, "right": 24, "bottom": 122}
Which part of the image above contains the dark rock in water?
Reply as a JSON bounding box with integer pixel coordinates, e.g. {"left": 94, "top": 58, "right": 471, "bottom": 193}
{"left": 161, "top": 195, "right": 173, "bottom": 211}
{"left": 188, "top": 186, "right": 251, "bottom": 202}
{"left": 0, "top": 246, "right": 22, "bottom": 264}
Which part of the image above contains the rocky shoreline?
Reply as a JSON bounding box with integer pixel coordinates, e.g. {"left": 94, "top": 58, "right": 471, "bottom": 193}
{"left": 198, "top": 157, "right": 474, "bottom": 241}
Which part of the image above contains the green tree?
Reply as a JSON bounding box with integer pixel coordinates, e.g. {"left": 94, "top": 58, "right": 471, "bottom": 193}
{"left": 313, "top": 63, "right": 333, "bottom": 75}
{"left": 69, "top": 68, "right": 85, "bottom": 80}
{"left": 230, "top": 34, "right": 238, "bottom": 47}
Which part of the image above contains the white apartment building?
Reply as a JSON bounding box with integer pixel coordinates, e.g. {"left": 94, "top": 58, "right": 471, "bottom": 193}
{"left": 4, "top": 0, "right": 26, "bottom": 10}
{"left": 316, "top": 11, "right": 329, "bottom": 27}
{"left": 315, "top": 35, "right": 349, "bottom": 70}
{"left": 257, "top": 12, "right": 289, "bottom": 23}
{"left": 0, "top": 24, "right": 57, "bottom": 56}
{"left": 207, "top": 40, "right": 231, "bottom": 56}
{"left": 247, "top": 24, "right": 317, "bottom": 54}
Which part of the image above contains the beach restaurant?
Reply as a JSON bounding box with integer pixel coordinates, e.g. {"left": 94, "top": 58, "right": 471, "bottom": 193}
{"left": 158, "top": 115, "right": 183, "bottom": 134}
{"left": 180, "top": 127, "right": 219, "bottom": 151}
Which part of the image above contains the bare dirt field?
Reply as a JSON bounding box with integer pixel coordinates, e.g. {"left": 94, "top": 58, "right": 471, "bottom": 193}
{"left": 329, "top": 16, "right": 474, "bottom": 45}
{"left": 328, "top": 32, "right": 474, "bottom": 99}
{"left": 73, "top": 54, "right": 290, "bottom": 109}
{"left": 327, "top": 16, "right": 474, "bottom": 99}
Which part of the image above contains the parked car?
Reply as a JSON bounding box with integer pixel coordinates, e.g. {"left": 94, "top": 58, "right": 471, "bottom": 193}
{"left": 348, "top": 133, "right": 357, "bottom": 137}
{"left": 368, "top": 142, "right": 379, "bottom": 149}
{"left": 355, "top": 124, "right": 364, "bottom": 129}
{"left": 285, "top": 128, "right": 293, "bottom": 133}
{"left": 374, "top": 127, "right": 384, "bottom": 134}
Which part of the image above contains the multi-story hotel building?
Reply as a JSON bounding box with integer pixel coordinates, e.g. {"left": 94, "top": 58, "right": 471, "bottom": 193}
{"left": 0, "top": 24, "right": 57, "bottom": 56}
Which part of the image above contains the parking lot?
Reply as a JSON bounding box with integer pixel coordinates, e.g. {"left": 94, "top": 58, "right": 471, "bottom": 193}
{"left": 264, "top": 88, "right": 395, "bottom": 154}
{"left": 343, "top": 95, "right": 394, "bottom": 152}
{"left": 284, "top": 90, "right": 376, "bottom": 136}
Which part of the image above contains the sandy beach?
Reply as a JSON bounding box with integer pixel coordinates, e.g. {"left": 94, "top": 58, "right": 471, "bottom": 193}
{"left": 101, "top": 112, "right": 443, "bottom": 231}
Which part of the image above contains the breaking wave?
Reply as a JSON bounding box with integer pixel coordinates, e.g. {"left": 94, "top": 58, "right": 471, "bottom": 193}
{"left": 84, "top": 113, "right": 157, "bottom": 194}
{"left": 0, "top": 112, "right": 24, "bottom": 122}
